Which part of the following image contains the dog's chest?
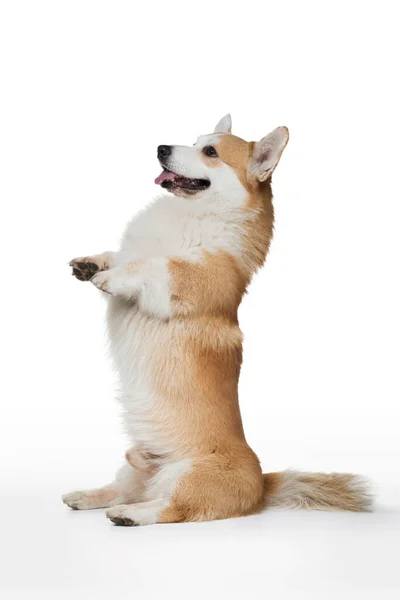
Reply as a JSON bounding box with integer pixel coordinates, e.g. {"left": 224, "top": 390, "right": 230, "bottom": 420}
{"left": 120, "top": 198, "right": 245, "bottom": 261}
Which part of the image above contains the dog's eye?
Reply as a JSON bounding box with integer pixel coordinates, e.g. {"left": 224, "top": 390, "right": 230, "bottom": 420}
{"left": 203, "top": 146, "right": 218, "bottom": 158}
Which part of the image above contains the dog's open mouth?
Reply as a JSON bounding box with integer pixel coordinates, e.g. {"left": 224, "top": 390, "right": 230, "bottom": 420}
{"left": 155, "top": 168, "right": 210, "bottom": 192}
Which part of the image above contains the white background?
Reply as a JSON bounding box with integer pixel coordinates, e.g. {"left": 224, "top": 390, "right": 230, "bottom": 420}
{"left": 1, "top": 1, "right": 399, "bottom": 598}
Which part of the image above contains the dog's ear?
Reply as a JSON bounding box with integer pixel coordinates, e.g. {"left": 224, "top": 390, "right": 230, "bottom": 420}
{"left": 248, "top": 126, "right": 289, "bottom": 182}
{"left": 214, "top": 114, "right": 232, "bottom": 134}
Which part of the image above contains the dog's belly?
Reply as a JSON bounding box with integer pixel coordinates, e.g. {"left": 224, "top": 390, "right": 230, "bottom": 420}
{"left": 106, "top": 297, "right": 175, "bottom": 453}
{"left": 107, "top": 295, "right": 244, "bottom": 460}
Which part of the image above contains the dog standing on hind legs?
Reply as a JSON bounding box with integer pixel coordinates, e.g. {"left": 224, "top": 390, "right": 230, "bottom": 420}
{"left": 62, "top": 114, "right": 372, "bottom": 526}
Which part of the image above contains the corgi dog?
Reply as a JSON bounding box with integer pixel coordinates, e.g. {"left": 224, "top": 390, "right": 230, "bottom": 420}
{"left": 62, "top": 115, "right": 372, "bottom": 526}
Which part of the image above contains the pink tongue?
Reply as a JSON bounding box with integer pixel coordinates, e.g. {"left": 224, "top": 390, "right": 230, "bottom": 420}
{"left": 155, "top": 169, "right": 177, "bottom": 185}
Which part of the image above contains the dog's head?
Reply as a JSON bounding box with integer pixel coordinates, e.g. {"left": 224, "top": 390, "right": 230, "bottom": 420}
{"left": 155, "top": 115, "right": 289, "bottom": 205}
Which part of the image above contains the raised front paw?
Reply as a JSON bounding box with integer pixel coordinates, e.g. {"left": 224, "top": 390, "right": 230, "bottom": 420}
{"left": 70, "top": 257, "right": 102, "bottom": 281}
{"left": 90, "top": 263, "right": 141, "bottom": 300}
{"left": 91, "top": 270, "right": 113, "bottom": 294}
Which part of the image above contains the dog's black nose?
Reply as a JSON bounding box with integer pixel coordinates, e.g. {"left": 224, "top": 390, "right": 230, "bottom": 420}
{"left": 157, "top": 145, "right": 172, "bottom": 159}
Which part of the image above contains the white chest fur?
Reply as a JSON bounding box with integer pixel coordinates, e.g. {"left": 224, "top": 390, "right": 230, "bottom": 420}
{"left": 118, "top": 195, "right": 249, "bottom": 263}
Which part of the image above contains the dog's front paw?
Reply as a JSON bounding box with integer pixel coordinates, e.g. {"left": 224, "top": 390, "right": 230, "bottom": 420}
{"left": 91, "top": 266, "right": 137, "bottom": 298}
{"left": 70, "top": 257, "right": 102, "bottom": 282}
{"left": 91, "top": 267, "right": 134, "bottom": 297}
{"left": 91, "top": 270, "right": 114, "bottom": 294}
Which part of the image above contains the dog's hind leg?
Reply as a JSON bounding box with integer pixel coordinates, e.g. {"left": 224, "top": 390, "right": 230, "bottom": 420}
{"left": 62, "top": 484, "right": 123, "bottom": 510}
{"left": 62, "top": 463, "right": 147, "bottom": 510}
{"left": 106, "top": 458, "right": 192, "bottom": 525}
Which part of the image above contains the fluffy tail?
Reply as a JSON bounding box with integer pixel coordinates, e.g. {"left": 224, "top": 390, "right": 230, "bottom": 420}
{"left": 263, "top": 470, "right": 373, "bottom": 512}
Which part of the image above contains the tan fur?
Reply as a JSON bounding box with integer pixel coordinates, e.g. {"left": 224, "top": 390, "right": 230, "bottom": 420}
{"left": 200, "top": 153, "right": 221, "bottom": 169}
{"left": 159, "top": 449, "right": 264, "bottom": 523}
{"left": 147, "top": 132, "right": 372, "bottom": 522}
{"left": 242, "top": 182, "right": 275, "bottom": 271}
{"left": 168, "top": 250, "right": 249, "bottom": 319}
{"left": 216, "top": 135, "right": 255, "bottom": 191}
{"left": 215, "top": 135, "right": 275, "bottom": 271}
{"left": 150, "top": 320, "right": 246, "bottom": 456}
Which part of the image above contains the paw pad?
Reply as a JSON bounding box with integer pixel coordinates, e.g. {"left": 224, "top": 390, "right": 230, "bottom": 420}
{"left": 70, "top": 259, "right": 100, "bottom": 281}
{"left": 109, "top": 516, "right": 136, "bottom": 527}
